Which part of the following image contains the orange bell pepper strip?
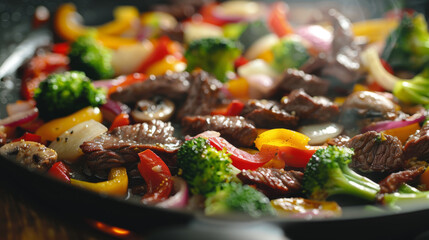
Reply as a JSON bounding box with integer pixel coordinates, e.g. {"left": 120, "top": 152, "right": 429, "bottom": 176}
{"left": 383, "top": 122, "right": 420, "bottom": 144}
{"left": 97, "top": 6, "right": 139, "bottom": 35}
{"left": 70, "top": 167, "right": 128, "bottom": 196}
{"left": 267, "top": 2, "right": 294, "bottom": 37}
{"left": 54, "top": 3, "right": 138, "bottom": 49}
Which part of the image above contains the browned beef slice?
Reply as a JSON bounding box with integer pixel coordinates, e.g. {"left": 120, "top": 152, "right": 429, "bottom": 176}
{"left": 403, "top": 123, "right": 429, "bottom": 161}
{"left": 237, "top": 168, "right": 304, "bottom": 199}
{"left": 378, "top": 167, "right": 425, "bottom": 194}
{"left": 109, "top": 71, "right": 191, "bottom": 104}
{"left": 80, "top": 120, "right": 181, "bottom": 175}
{"left": 181, "top": 115, "right": 257, "bottom": 147}
{"left": 0, "top": 141, "right": 57, "bottom": 171}
{"left": 326, "top": 135, "right": 350, "bottom": 147}
{"left": 176, "top": 70, "right": 223, "bottom": 120}
{"left": 281, "top": 89, "right": 339, "bottom": 122}
{"left": 346, "top": 131, "right": 404, "bottom": 173}
{"left": 273, "top": 68, "right": 329, "bottom": 97}
{"left": 241, "top": 99, "right": 298, "bottom": 129}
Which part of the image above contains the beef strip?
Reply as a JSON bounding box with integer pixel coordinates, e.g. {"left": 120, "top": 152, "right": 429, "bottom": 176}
{"left": 151, "top": 0, "right": 211, "bottom": 21}
{"left": 346, "top": 131, "right": 404, "bottom": 173}
{"left": 326, "top": 135, "right": 350, "bottom": 147}
{"left": 109, "top": 71, "right": 191, "bottom": 104}
{"left": 403, "top": 123, "right": 429, "bottom": 161}
{"left": 176, "top": 70, "right": 224, "bottom": 120}
{"left": 181, "top": 115, "right": 258, "bottom": 147}
{"left": 0, "top": 141, "right": 57, "bottom": 171}
{"left": 378, "top": 167, "right": 425, "bottom": 194}
{"left": 271, "top": 68, "right": 330, "bottom": 98}
{"left": 281, "top": 89, "right": 339, "bottom": 123}
{"left": 237, "top": 168, "right": 304, "bottom": 199}
{"left": 81, "top": 120, "right": 181, "bottom": 177}
{"left": 241, "top": 99, "right": 298, "bottom": 129}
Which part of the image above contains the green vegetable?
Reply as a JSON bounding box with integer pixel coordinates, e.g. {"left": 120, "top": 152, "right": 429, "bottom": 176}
{"left": 383, "top": 183, "right": 429, "bottom": 209}
{"left": 393, "top": 68, "right": 429, "bottom": 105}
{"left": 177, "top": 137, "right": 237, "bottom": 195}
{"left": 34, "top": 71, "right": 106, "bottom": 120}
{"left": 302, "top": 145, "right": 380, "bottom": 201}
{"left": 205, "top": 182, "right": 275, "bottom": 217}
{"left": 185, "top": 37, "right": 242, "bottom": 82}
{"left": 237, "top": 20, "right": 271, "bottom": 49}
{"left": 68, "top": 34, "right": 114, "bottom": 80}
{"left": 270, "top": 37, "right": 310, "bottom": 73}
{"left": 381, "top": 13, "right": 429, "bottom": 74}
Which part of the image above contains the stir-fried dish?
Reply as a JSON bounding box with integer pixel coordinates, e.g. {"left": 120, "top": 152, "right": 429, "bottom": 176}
{"left": 1, "top": 0, "right": 429, "bottom": 219}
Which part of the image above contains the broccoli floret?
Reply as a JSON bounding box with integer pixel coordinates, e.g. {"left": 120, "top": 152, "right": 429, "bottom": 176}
{"left": 177, "top": 137, "right": 237, "bottom": 195}
{"left": 302, "top": 145, "right": 380, "bottom": 201}
{"left": 185, "top": 37, "right": 242, "bottom": 82}
{"left": 34, "top": 71, "right": 106, "bottom": 120}
{"left": 205, "top": 182, "right": 275, "bottom": 217}
{"left": 68, "top": 34, "right": 114, "bottom": 80}
{"left": 270, "top": 37, "right": 310, "bottom": 73}
{"left": 381, "top": 13, "right": 429, "bottom": 74}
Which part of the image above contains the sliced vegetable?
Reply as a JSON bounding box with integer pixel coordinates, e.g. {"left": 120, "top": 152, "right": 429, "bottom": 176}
{"left": 254, "top": 128, "right": 310, "bottom": 151}
{"left": 70, "top": 167, "right": 128, "bottom": 196}
{"left": 49, "top": 119, "right": 107, "bottom": 163}
{"left": 138, "top": 149, "right": 173, "bottom": 204}
{"left": 296, "top": 25, "right": 332, "bottom": 52}
{"left": 208, "top": 136, "right": 276, "bottom": 170}
{"left": 0, "top": 108, "right": 39, "bottom": 128}
{"left": 145, "top": 55, "right": 186, "bottom": 76}
{"left": 109, "top": 113, "right": 130, "bottom": 131}
{"left": 267, "top": 2, "right": 293, "bottom": 37}
{"left": 352, "top": 18, "right": 398, "bottom": 43}
{"left": 48, "top": 161, "right": 71, "bottom": 183}
{"left": 212, "top": 1, "right": 266, "bottom": 23}
{"left": 384, "top": 122, "right": 420, "bottom": 144}
{"left": 137, "top": 36, "right": 173, "bottom": 73}
{"left": 156, "top": 177, "right": 189, "bottom": 209}
{"left": 111, "top": 41, "right": 154, "bottom": 75}
{"left": 271, "top": 198, "right": 341, "bottom": 218}
{"left": 420, "top": 167, "right": 429, "bottom": 190}
{"left": 35, "top": 106, "right": 103, "bottom": 143}
{"left": 12, "top": 132, "right": 42, "bottom": 143}
{"left": 225, "top": 77, "right": 249, "bottom": 99}
{"left": 244, "top": 34, "right": 279, "bottom": 60}
{"left": 131, "top": 98, "right": 175, "bottom": 123}
{"left": 99, "top": 99, "right": 130, "bottom": 123}
{"left": 183, "top": 22, "right": 224, "bottom": 44}
{"left": 298, "top": 123, "right": 344, "bottom": 145}
{"left": 361, "top": 113, "right": 425, "bottom": 133}
{"left": 277, "top": 145, "right": 322, "bottom": 168}
{"left": 107, "top": 73, "right": 148, "bottom": 95}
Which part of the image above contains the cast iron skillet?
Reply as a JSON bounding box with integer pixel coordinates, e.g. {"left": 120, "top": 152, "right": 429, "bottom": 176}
{"left": 1, "top": 1, "right": 429, "bottom": 239}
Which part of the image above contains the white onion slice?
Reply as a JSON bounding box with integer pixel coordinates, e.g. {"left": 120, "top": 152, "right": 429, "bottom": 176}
{"left": 295, "top": 25, "right": 332, "bottom": 52}
{"left": 0, "top": 108, "right": 38, "bottom": 128}
{"left": 49, "top": 120, "right": 107, "bottom": 164}
{"left": 6, "top": 100, "right": 36, "bottom": 116}
{"left": 156, "top": 176, "right": 189, "bottom": 209}
{"left": 299, "top": 123, "right": 343, "bottom": 145}
{"left": 212, "top": 1, "right": 266, "bottom": 23}
{"left": 237, "top": 59, "right": 278, "bottom": 79}
{"left": 111, "top": 41, "right": 154, "bottom": 75}
{"left": 244, "top": 34, "right": 279, "bottom": 60}
{"left": 183, "top": 22, "right": 224, "bottom": 44}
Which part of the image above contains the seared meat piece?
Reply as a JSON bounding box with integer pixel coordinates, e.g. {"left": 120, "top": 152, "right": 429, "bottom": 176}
{"left": 176, "top": 70, "right": 223, "bottom": 120}
{"left": 403, "top": 123, "right": 429, "bottom": 161}
{"left": 339, "top": 91, "right": 398, "bottom": 130}
{"left": 237, "top": 168, "right": 304, "bottom": 199}
{"left": 0, "top": 141, "right": 57, "bottom": 171}
{"left": 346, "top": 131, "right": 404, "bottom": 173}
{"left": 326, "top": 135, "right": 350, "bottom": 147}
{"left": 241, "top": 99, "right": 298, "bottom": 129}
{"left": 271, "top": 68, "right": 330, "bottom": 98}
{"left": 151, "top": 0, "right": 210, "bottom": 20}
{"left": 81, "top": 120, "right": 181, "bottom": 177}
{"left": 378, "top": 167, "right": 425, "bottom": 194}
{"left": 182, "top": 115, "right": 258, "bottom": 147}
{"left": 109, "top": 71, "right": 191, "bottom": 104}
{"left": 281, "top": 89, "right": 339, "bottom": 123}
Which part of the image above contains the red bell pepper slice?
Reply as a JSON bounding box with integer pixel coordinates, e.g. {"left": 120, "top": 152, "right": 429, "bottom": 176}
{"left": 108, "top": 73, "right": 147, "bottom": 95}
{"left": 225, "top": 100, "right": 245, "bottom": 116}
{"left": 48, "top": 161, "right": 71, "bottom": 183}
{"left": 267, "top": 2, "right": 294, "bottom": 37}
{"left": 277, "top": 145, "right": 323, "bottom": 168}
{"left": 234, "top": 56, "right": 249, "bottom": 69}
{"left": 109, "top": 113, "right": 130, "bottom": 131}
{"left": 12, "top": 132, "right": 42, "bottom": 143}
{"left": 137, "top": 36, "right": 172, "bottom": 73}
{"left": 138, "top": 149, "right": 173, "bottom": 204}
{"left": 199, "top": 2, "right": 229, "bottom": 26}
{"left": 52, "top": 42, "right": 70, "bottom": 55}
{"left": 208, "top": 136, "right": 276, "bottom": 170}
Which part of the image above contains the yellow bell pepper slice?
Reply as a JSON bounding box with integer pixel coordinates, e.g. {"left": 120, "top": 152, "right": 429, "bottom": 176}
{"left": 97, "top": 6, "right": 139, "bottom": 35}
{"left": 254, "top": 128, "right": 310, "bottom": 151}
{"left": 271, "top": 198, "right": 341, "bottom": 217}
{"left": 54, "top": 3, "right": 138, "bottom": 49}
{"left": 225, "top": 77, "right": 249, "bottom": 99}
{"left": 352, "top": 18, "right": 398, "bottom": 43}
{"left": 35, "top": 106, "right": 102, "bottom": 143}
{"left": 145, "top": 55, "right": 186, "bottom": 76}
{"left": 71, "top": 167, "right": 128, "bottom": 196}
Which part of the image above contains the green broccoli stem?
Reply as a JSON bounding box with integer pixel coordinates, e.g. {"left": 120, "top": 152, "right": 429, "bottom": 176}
{"left": 328, "top": 175, "right": 379, "bottom": 202}
{"left": 342, "top": 166, "right": 381, "bottom": 192}
{"left": 383, "top": 191, "right": 429, "bottom": 207}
